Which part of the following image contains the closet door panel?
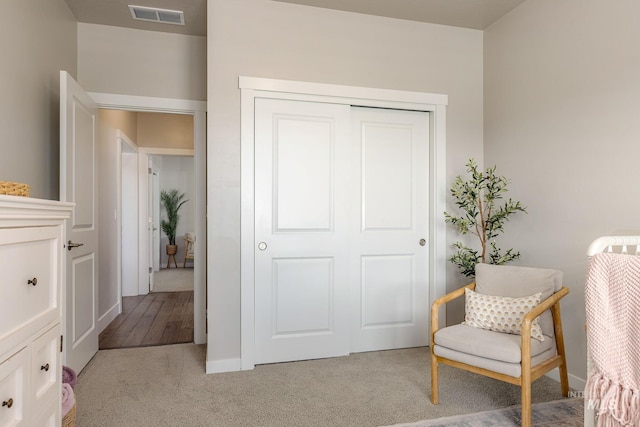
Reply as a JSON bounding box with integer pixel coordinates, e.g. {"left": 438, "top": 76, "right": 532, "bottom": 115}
{"left": 351, "top": 107, "right": 430, "bottom": 353}
{"left": 254, "top": 98, "right": 351, "bottom": 364}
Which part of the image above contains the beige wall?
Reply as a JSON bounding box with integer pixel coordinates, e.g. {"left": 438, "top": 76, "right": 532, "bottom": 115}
{"left": 99, "top": 110, "right": 193, "bottom": 149}
{"left": 77, "top": 23, "right": 206, "bottom": 100}
{"left": 97, "top": 109, "right": 139, "bottom": 324}
{"left": 0, "top": 0, "right": 77, "bottom": 200}
{"left": 485, "top": 0, "right": 640, "bottom": 385}
{"left": 207, "top": 0, "right": 484, "bottom": 364}
{"left": 100, "top": 110, "right": 138, "bottom": 143}
{"left": 137, "top": 113, "right": 194, "bottom": 149}
{"left": 96, "top": 114, "right": 120, "bottom": 321}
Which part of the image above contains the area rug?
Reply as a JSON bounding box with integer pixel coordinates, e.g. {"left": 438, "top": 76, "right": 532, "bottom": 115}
{"left": 387, "top": 397, "right": 583, "bottom": 427}
{"left": 152, "top": 267, "right": 193, "bottom": 292}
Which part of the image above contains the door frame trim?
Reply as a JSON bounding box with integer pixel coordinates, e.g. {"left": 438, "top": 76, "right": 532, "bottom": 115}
{"left": 239, "top": 76, "right": 448, "bottom": 370}
{"left": 89, "top": 92, "right": 207, "bottom": 345}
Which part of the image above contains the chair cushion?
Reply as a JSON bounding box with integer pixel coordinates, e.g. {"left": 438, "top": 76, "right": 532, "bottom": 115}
{"left": 464, "top": 288, "right": 545, "bottom": 341}
{"left": 434, "top": 344, "right": 557, "bottom": 378}
{"left": 475, "top": 263, "right": 562, "bottom": 337}
{"left": 434, "top": 324, "right": 554, "bottom": 364}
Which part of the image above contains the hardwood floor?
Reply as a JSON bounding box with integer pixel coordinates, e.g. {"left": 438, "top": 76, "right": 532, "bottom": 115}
{"left": 99, "top": 291, "right": 194, "bottom": 350}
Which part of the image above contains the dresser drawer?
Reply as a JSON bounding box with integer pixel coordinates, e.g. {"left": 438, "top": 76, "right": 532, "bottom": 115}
{"left": 0, "top": 348, "right": 29, "bottom": 427}
{"left": 31, "top": 396, "right": 59, "bottom": 427}
{"left": 30, "top": 325, "right": 60, "bottom": 410}
{"left": 0, "top": 227, "right": 59, "bottom": 344}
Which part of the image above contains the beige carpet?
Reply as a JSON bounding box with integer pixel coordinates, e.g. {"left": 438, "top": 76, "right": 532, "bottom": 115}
{"left": 390, "top": 398, "right": 583, "bottom": 426}
{"left": 152, "top": 267, "right": 193, "bottom": 292}
{"left": 75, "top": 345, "right": 568, "bottom": 427}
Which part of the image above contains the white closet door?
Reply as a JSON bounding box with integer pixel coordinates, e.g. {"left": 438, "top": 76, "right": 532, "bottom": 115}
{"left": 349, "top": 107, "right": 430, "bottom": 353}
{"left": 254, "top": 98, "right": 352, "bottom": 364}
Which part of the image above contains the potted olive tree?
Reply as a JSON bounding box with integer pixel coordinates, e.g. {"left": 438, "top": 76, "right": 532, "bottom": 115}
{"left": 160, "top": 189, "right": 188, "bottom": 261}
{"left": 444, "top": 159, "right": 527, "bottom": 277}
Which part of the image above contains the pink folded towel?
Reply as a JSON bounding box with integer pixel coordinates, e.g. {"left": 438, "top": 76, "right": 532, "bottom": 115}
{"left": 61, "top": 383, "right": 75, "bottom": 417}
{"left": 62, "top": 365, "right": 77, "bottom": 389}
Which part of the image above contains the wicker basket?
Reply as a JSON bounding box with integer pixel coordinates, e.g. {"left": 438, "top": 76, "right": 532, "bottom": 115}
{"left": 0, "top": 181, "right": 29, "bottom": 197}
{"left": 62, "top": 403, "right": 76, "bottom": 427}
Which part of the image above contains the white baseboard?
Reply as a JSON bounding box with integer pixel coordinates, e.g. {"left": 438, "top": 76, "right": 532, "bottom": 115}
{"left": 545, "top": 368, "right": 586, "bottom": 392}
{"left": 98, "top": 302, "right": 121, "bottom": 334}
{"left": 194, "top": 332, "right": 206, "bottom": 345}
{"left": 206, "top": 358, "right": 243, "bottom": 374}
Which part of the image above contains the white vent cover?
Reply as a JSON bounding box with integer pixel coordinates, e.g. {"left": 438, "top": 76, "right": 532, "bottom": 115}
{"left": 128, "top": 5, "right": 185, "bottom": 26}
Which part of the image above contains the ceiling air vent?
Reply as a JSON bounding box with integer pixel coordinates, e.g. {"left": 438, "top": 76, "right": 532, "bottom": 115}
{"left": 128, "top": 5, "right": 185, "bottom": 26}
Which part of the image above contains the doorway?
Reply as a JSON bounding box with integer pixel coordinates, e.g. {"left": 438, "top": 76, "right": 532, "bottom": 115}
{"left": 108, "top": 115, "right": 197, "bottom": 349}
{"left": 101, "top": 134, "right": 197, "bottom": 350}
{"left": 98, "top": 113, "right": 197, "bottom": 350}
{"left": 92, "top": 97, "right": 206, "bottom": 353}
{"left": 149, "top": 153, "right": 196, "bottom": 288}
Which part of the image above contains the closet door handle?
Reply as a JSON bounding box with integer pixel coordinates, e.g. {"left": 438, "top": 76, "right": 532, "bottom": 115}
{"left": 41, "top": 363, "right": 50, "bottom": 372}
{"left": 2, "top": 398, "right": 13, "bottom": 409}
{"left": 28, "top": 277, "right": 38, "bottom": 286}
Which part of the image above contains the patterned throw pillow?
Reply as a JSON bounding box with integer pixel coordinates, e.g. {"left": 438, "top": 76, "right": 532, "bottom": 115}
{"left": 464, "top": 288, "right": 545, "bottom": 342}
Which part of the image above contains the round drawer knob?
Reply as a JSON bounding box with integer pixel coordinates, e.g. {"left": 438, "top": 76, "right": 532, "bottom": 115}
{"left": 41, "top": 363, "right": 50, "bottom": 372}
{"left": 27, "top": 277, "right": 38, "bottom": 286}
{"left": 2, "top": 398, "right": 13, "bottom": 409}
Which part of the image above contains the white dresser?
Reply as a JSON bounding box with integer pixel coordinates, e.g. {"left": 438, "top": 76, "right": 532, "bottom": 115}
{"left": 0, "top": 195, "right": 72, "bottom": 427}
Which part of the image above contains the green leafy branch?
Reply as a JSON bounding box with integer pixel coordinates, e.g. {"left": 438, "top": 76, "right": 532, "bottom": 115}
{"left": 444, "top": 159, "right": 526, "bottom": 277}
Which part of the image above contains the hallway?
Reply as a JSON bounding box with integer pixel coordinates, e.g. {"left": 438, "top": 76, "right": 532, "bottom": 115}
{"left": 99, "top": 290, "right": 194, "bottom": 349}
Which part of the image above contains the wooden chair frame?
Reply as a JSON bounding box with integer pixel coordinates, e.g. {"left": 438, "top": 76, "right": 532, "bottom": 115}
{"left": 183, "top": 236, "right": 194, "bottom": 268}
{"left": 430, "top": 282, "right": 570, "bottom": 427}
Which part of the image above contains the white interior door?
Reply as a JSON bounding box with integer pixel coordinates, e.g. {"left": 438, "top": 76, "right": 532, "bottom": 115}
{"left": 151, "top": 163, "right": 160, "bottom": 273}
{"left": 254, "top": 98, "right": 352, "bottom": 364}
{"left": 147, "top": 158, "right": 156, "bottom": 291}
{"left": 349, "top": 107, "right": 430, "bottom": 352}
{"left": 60, "top": 71, "right": 99, "bottom": 373}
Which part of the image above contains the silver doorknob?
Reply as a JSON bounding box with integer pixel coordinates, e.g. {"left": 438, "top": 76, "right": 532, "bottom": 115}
{"left": 419, "top": 238, "right": 426, "bottom": 246}
{"left": 258, "top": 242, "right": 267, "bottom": 251}
{"left": 67, "top": 240, "right": 84, "bottom": 251}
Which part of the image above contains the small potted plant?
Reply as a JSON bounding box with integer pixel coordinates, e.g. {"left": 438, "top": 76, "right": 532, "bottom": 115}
{"left": 160, "top": 189, "right": 188, "bottom": 259}
{"left": 444, "top": 158, "right": 527, "bottom": 277}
